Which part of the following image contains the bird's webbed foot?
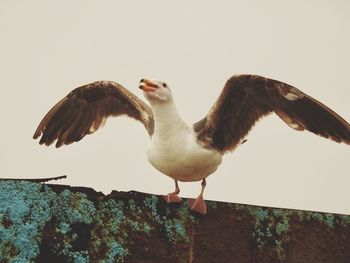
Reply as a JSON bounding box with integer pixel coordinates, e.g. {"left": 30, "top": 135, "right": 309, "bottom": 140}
{"left": 189, "top": 195, "right": 207, "bottom": 215}
{"left": 189, "top": 178, "right": 207, "bottom": 215}
{"left": 164, "top": 192, "right": 183, "bottom": 203}
{"left": 163, "top": 180, "right": 183, "bottom": 203}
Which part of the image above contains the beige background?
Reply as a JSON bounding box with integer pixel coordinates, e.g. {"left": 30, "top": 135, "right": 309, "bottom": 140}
{"left": 0, "top": 1, "right": 349, "bottom": 214}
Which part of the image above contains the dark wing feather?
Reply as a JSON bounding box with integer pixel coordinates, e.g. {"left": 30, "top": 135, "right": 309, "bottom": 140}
{"left": 194, "top": 74, "right": 350, "bottom": 153}
{"left": 33, "top": 81, "right": 154, "bottom": 147}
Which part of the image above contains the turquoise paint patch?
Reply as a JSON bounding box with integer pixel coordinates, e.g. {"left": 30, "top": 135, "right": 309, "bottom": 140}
{"left": 0, "top": 182, "right": 196, "bottom": 261}
{"left": 143, "top": 196, "right": 195, "bottom": 245}
{"left": 71, "top": 251, "right": 89, "bottom": 263}
{"left": 0, "top": 181, "right": 99, "bottom": 262}
{"left": 106, "top": 240, "right": 128, "bottom": 263}
{"left": 339, "top": 215, "right": 350, "bottom": 226}
{"left": 298, "top": 211, "right": 341, "bottom": 229}
{"left": 235, "top": 205, "right": 291, "bottom": 260}
{"left": 255, "top": 208, "right": 269, "bottom": 221}
{"left": 0, "top": 181, "right": 54, "bottom": 262}
{"left": 53, "top": 190, "right": 96, "bottom": 225}
{"left": 324, "top": 214, "right": 335, "bottom": 228}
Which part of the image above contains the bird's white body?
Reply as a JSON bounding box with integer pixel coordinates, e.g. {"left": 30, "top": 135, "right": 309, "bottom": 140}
{"left": 146, "top": 97, "right": 222, "bottom": 182}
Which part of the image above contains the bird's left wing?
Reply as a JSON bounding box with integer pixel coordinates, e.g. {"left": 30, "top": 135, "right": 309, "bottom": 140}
{"left": 33, "top": 81, "right": 154, "bottom": 148}
{"left": 194, "top": 74, "right": 350, "bottom": 153}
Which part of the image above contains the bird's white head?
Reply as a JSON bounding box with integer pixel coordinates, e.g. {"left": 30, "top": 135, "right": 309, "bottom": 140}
{"left": 139, "top": 79, "right": 172, "bottom": 104}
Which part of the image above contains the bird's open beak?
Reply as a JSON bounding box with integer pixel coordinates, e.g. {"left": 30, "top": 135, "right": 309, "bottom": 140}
{"left": 139, "top": 79, "right": 158, "bottom": 92}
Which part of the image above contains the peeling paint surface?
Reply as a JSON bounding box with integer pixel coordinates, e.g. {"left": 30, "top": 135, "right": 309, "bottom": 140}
{"left": 0, "top": 181, "right": 349, "bottom": 262}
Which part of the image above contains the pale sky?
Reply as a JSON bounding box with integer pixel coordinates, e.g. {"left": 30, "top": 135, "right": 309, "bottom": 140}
{"left": 0, "top": 1, "right": 349, "bottom": 214}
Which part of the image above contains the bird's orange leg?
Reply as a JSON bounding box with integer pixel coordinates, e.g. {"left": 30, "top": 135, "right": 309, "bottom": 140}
{"left": 164, "top": 180, "right": 183, "bottom": 203}
{"left": 189, "top": 178, "right": 207, "bottom": 214}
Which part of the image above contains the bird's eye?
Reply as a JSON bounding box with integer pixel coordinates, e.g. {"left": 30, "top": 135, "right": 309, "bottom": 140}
{"left": 162, "top": 83, "right": 167, "bottom": 88}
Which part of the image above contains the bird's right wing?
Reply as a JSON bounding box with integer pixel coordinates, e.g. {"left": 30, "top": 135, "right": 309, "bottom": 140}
{"left": 33, "top": 81, "right": 154, "bottom": 148}
{"left": 194, "top": 75, "right": 350, "bottom": 153}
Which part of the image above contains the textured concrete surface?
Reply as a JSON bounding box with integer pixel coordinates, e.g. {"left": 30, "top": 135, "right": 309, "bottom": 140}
{"left": 0, "top": 180, "right": 349, "bottom": 263}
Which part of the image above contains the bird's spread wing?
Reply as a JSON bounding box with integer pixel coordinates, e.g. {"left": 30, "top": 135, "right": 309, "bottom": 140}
{"left": 194, "top": 74, "right": 350, "bottom": 153}
{"left": 33, "top": 81, "right": 154, "bottom": 147}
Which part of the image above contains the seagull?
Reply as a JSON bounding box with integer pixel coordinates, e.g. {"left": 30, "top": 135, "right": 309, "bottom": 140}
{"left": 33, "top": 75, "right": 350, "bottom": 214}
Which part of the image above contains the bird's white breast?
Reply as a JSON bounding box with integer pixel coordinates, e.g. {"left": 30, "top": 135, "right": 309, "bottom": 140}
{"left": 147, "top": 124, "right": 222, "bottom": 182}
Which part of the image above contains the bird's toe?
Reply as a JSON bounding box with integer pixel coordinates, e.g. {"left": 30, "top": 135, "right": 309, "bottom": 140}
{"left": 189, "top": 196, "right": 207, "bottom": 215}
{"left": 164, "top": 193, "right": 183, "bottom": 203}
